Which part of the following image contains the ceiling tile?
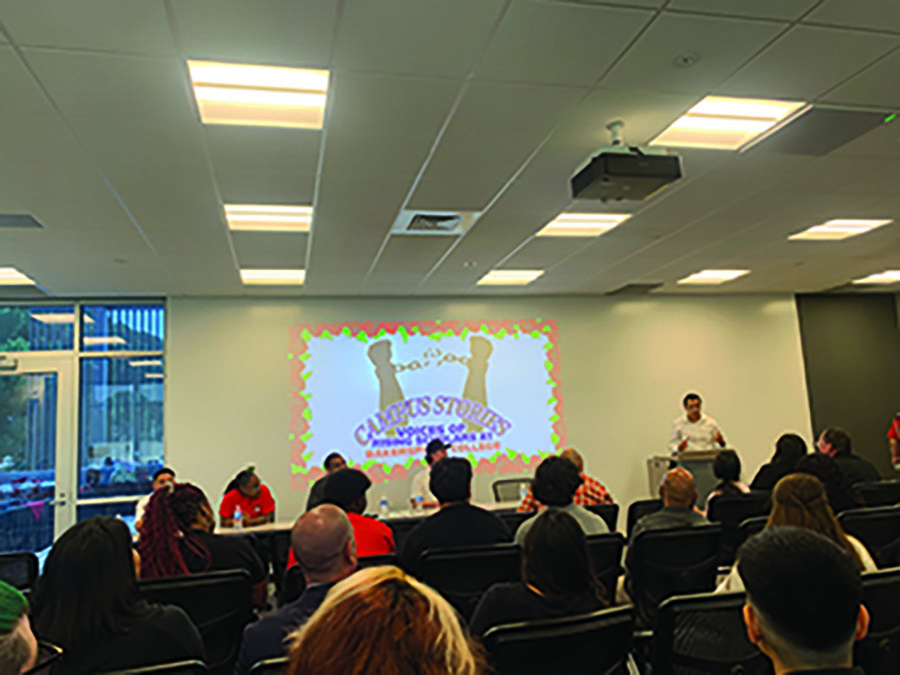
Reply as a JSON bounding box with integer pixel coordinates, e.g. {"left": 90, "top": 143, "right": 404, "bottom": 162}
{"left": 367, "top": 235, "right": 457, "bottom": 288}
{"left": 718, "top": 25, "right": 900, "bottom": 100}
{"left": 0, "top": 47, "right": 54, "bottom": 116}
{"left": 666, "top": 0, "right": 818, "bottom": 20}
{"left": 821, "top": 48, "right": 900, "bottom": 109}
{"left": 475, "top": 1, "right": 652, "bottom": 86}
{"left": 171, "top": 0, "right": 339, "bottom": 66}
{"left": 601, "top": 13, "right": 785, "bottom": 94}
{"left": 232, "top": 231, "right": 309, "bottom": 268}
{"left": 2, "top": 0, "right": 176, "bottom": 55}
{"left": 805, "top": 0, "right": 900, "bottom": 33}
{"left": 502, "top": 237, "right": 592, "bottom": 268}
{"left": 334, "top": 0, "right": 507, "bottom": 77}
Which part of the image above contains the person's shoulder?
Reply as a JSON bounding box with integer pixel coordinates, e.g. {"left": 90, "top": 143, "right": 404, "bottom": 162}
{"left": 671, "top": 415, "right": 685, "bottom": 425}
{"left": 703, "top": 414, "right": 719, "bottom": 426}
{"left": 142, "top": 603, "right": 196, "bottom": 631}
{"left": 482, "top": 581, "right": 525, "bottom": 601}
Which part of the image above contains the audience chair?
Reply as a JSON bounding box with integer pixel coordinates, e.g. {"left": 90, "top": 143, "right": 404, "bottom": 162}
{"left": 651, "top": 591, "right": 774, "bottom": 675}
{"left": 856, "top": 567, "right": 900, "bottom": 674}
{"left": 735, "top": 516, "right": 768, "bottom": 554}
{"left": 495, "top": 509, "right": 532, "bottom": 534}
{"left": 839, "top": 506, "right": 900, "bottom": 568}
{"left": 856, "top": 481, "right": 900, "bottom": 508}
{"left": 99, "top": 661, "right": 208, "bottom": 674}
{"left": 419, "top": 543, "right": 520, "bottom": 621}
{"left": 628, "top": 525, "right": 722, "bottom": 629}
{"left": 282, "top": 565, "right": 305, "bottom": 604}
{"left": 357, "top": 553, "right": 398, "bottom": 569}
{"left": 248, "top": 657, "right": 289, "bottom": 675}
{"left": 706, "top": 492, "right": 771, "bottom": 565}
{"left": 585, "top": 533, "right": 625, "bottom": 603}
{"left": 627, "top": 499, "right": 663, "bottom": 539}
{"left": 0, "top": 551, "right": 38, "bottom": 590}
{"left": 585, "top": 503, "right": 620, "bottom": 532}
{"left": 386, "top": 516, "right": 422, "bottom": 552}
{"left": 492, "top": 478, "right": 530, "bottom": 503}
{"left": 483, "top": 606, "right": 634, "bottom": 675}
{"left": 139, "top": 569, "right": 253, "bottom": 675}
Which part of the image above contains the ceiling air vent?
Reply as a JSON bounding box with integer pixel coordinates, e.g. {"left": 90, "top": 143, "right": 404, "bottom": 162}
{"left": 604, "top": 282, "right": 663, "bottom": 296}
{"left": 0, "top": 214, "right": 43, "bottom": 229}
{"left": 390, "top": 210, "right": 481, "bottom": 237}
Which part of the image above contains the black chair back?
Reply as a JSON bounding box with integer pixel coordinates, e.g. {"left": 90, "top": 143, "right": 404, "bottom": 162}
{"left": 492, "top": 478, "right": 530, "bottom": 503}
{"left": 99, "top": 660, "right": 208, "bottom": 674}
{"left": 707, "top": 492, "right": 771, "bottom": 565}
{"left": 357, "top": 553, "right": 398, "bottom": 569}
{"left": 386, "top": 516, "right": 422, "bottom": 552}
{"left": 420, "top": 543, "right": 520, "bottom": 621}
{"left": 248, "top": 657, "right": 289, "bottom": 674}
{"left": 138, "top": 569, "right": 252, "bottom": 675}
{"left": 629, "top": 525, "right": 722, "bottom": 629}
{"left": 283, "top": 565, "right": 306, "bottom": 604}
{"left": 585, "top": 533, "right": 624, "bottom": 603}
{"left": 627, "top": 499, "right": 663, "bottom": 538}
{"left": 857, "top": 481, "right": 900, "bottom": 508}
{"left": 651, "top": 591, "right": 774, "bottom": 675}
{"left": 736, "top": 516, "right": 768, "bottom": 553}
{"left": 857, "top": 567, "right": 900, "bottom": 674}
{"left": 495, "top": 510, "right": 532, "bottom": 534}
{"left": 585, "top": 503, "right": 620, "bottom": 532}
{"left": 0, "top": 551, "right": 38, "bottom": 590}
{"left": 483, "top": 606, "right": 634, "bottom": 675}
{"left": 839, "top": 506, "right": 900, "bottom": 568}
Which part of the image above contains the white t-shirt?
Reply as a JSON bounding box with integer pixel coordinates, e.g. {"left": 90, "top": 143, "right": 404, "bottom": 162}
{"left": 669, "top": 414, "right": 724, "bottom": 454}
{"left": 410, "top": 466, "right": 436, "bottom": 503}
{"left": 135, "top": 493, "right": 151, "bottom": 524}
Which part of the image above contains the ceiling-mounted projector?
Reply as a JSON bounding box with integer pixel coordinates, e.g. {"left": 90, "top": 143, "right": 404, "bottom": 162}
{"left": 570, "top": 121, "right": 683, "bottom": 202}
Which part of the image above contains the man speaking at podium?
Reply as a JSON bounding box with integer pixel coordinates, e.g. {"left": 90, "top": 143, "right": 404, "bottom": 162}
{"left": 669, "top": 393, "right": 727, "bottom": 455}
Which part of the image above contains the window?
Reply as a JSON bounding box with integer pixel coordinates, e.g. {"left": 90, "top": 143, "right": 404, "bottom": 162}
{"left": 0, "top": 306, "right": 75, "bottom": 351}
{"left": 81, "top": 304, "right": 165, "bottom": 352}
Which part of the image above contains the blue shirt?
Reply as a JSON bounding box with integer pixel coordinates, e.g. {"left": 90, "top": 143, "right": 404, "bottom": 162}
{"left": 234, "top": 582, "right": 335, "bottom": 675}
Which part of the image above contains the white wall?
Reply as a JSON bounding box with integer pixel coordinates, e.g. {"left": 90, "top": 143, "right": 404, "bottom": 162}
{"left": 165, "top": 295, "right": 813, "bottom": 529}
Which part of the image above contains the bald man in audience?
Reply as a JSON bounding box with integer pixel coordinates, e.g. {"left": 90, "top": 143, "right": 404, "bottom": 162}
{"left": 235, "top": 505, "right": 358, "bottom": 674}
{"left": 517, "top": 448, "right": 613, "bottom": 512}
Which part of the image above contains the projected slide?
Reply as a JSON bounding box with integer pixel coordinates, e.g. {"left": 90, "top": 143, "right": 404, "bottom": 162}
{"left": 289, "top": 319, "right": 566, "bottom": 489}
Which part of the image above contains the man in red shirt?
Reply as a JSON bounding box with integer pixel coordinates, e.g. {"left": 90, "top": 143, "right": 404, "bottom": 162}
{"left": 517, "top": 448, "right": 613, "bottom": 512}
{"left": 889, "top": 413, "right": 900, "bottom": 467}
{"left": 219, "top": 469, "right": 276, "bottom": 528}
{"left": 323, "top": 468, "right": 395, "bottom": 557}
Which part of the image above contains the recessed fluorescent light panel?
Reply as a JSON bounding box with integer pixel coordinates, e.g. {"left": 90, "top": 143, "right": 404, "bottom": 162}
{"left": 240, "top": 269, "right": 306, "bottom": 285}
{"left": 0, "top": 267, "right": 35, "bottom": 286}
{"left": 650, "top": 96, "right": 807, "bottom": 150}
{"left": 536, "top": 213, "right": 631, "bottom": 237}
{"left": 187, "top": 60, "right": 329, "bottom": 129}
{"left": 476, "top": 270, "right": 544, "bottom": 286}
{"left": 83, "top": 336, "right": 127, "bottom": 347}
{"left": 144, "top": 373, "right": 165, "bottom": 380}
{"left": 788, "top": 218, "right": 892, "bottom": 241}
{"left": 225, "top": 204, "right": 313, "bottom": 233}
{"left": 677, "top": 269, "right": 749, "bottom": 285}
{"left": 129, "top": 360, "right": 163, "bottom": 368}
{"left": 30, "top": 312, "right": 94, "bottom": 325}
{"left": 852, "top": 270, "right": 900, "bottom": 285}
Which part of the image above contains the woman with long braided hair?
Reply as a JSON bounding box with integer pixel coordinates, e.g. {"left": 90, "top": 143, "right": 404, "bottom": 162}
{"left": 137, "top": 482, "right": 269, "bottom": 607}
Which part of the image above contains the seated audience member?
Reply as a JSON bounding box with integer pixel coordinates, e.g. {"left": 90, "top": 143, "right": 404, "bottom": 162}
{"left": 220, "top": 467, "right": 276, "bottom": 528}
{"left": 631, "top": 468, "right": 708, "bottom": 540}
{"left": 738, "top": 527, "right": 869, "bottom": 675}
{"left": 410, "top": 438, "right": 449, "bottom": 509}
{"left": 718, "top": 474, "right": 875, "bottom": 592}
{"left": 517, "top": 448, "right": 613, "bottom": 512}
{"left": 888, "top": 412, "right": 900, "bottom": 467}
{"left": 704, "top": 449, "right": 750, "bottom": 513}
{"left": 470, "top": 510, "right": 607, "bottom": 636}
{"left": 514, "top": 456, "right": 609, "bottom": 544}
{"left": 135, "top": 466, "right": 176, "bottom": 530}
{"left": 818, "top": 428, "right": 880, "bottom": 485}
{"left": 795, "top": 453, "right": 865, "bottom": 513}
{"left": 137, "top": 482, "right": 268, "bottom": 607}
{"left": 400, "top": 457, "right": 511, "bottom": 576}
{"left": 235, "top": 505, "right": 358, "bottom": 675}
{"left": 750, "top": 433, "right": 807, "bottom": 491}
{"left": 305, "top": 452, "right": 346, "bottom": 512}
{"left": 0, "top": 580, "right": 38, "bottom": 674}
{"left": 286, "top": 566, "right": 486, "bottom": 675}
{"left": 30, "top": 517, "right": 204, "bottom": 674}
{"left": 325, "top": 468, "right": 395, "bottom": 556}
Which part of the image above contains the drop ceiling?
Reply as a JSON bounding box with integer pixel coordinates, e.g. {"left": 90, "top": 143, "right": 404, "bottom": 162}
{"left": 0, "top": 0, "right": 898, "bottom": 298}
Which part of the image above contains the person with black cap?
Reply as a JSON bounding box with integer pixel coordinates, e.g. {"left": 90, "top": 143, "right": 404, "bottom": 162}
{"left": 323, "top": 468, "right": 395, "bottom": 557}
{"left": 738, "top": 526, "right": 869, "bottom": 674}
{"left": 409, "top": 438, "right": 449, "bottom": 509}
{"left": 399, "top": 457, "right": 511, "bottom": 576}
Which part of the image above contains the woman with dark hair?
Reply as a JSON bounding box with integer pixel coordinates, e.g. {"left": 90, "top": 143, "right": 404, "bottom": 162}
{"left": 749, "top": 433, "right": 808, "bottom": 491}
{"left": 220, "top": 467, "right": 276, "bottom": 528}
{"left": 717, "top": 474, "right": 875, "bottom": 592}
{"left": 138, "top": 483, "right": 268, "bottom": 607}
{"left": 704, "top": 450, "right": 750, "bottom": 513}
{"left": 794, "top": 453, "right": 864, "bottom": 513}
{"left": 470, "top": 510, "right": 607, "bottom": 636}
{"left": 30, "top": 517, "right": 204, "bottom": 674}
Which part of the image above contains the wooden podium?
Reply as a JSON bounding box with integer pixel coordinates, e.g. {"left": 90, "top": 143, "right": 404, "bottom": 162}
{"left": 646, "top": 450, "right": 724, "bottom": 502}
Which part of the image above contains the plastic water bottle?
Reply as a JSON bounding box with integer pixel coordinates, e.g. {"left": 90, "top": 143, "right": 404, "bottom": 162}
{"left": 234, "top": 505, "right": 243, "bottom": 529}
{"left": 414, "top": 495, "right": 424, "bottom": 514}
{"left": 379, "top": 496, "right": 389, "bottom": 518}
{"left": 519, "top": 483, "right": 529, "bottom": 502}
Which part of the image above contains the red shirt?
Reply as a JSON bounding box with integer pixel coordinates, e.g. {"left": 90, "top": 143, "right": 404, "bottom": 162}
{"left": 517, "top": 473, "right": 614, "bottom": 512}
{"left": 889, "top": 415, "right": 900, "bottom": 441}
{"left": 219, "top": 484, "right": 276, "bottom": 520}
{"left": 287, "top": 512, "right": 395, "bottom": 567}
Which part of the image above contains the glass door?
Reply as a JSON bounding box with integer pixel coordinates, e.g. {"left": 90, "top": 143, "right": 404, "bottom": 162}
{"left": 0, "top": 356, "right": 74, "bottom": 554}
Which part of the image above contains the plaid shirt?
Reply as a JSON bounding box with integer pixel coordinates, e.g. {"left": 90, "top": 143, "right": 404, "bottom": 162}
{"left": 517, "top": 473, "right": 614, "bottom": 512}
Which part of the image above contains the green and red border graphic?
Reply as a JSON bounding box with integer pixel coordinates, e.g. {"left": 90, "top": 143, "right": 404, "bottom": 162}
{"left": 289, "top": 319, "right": 567, "bottom": 490}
